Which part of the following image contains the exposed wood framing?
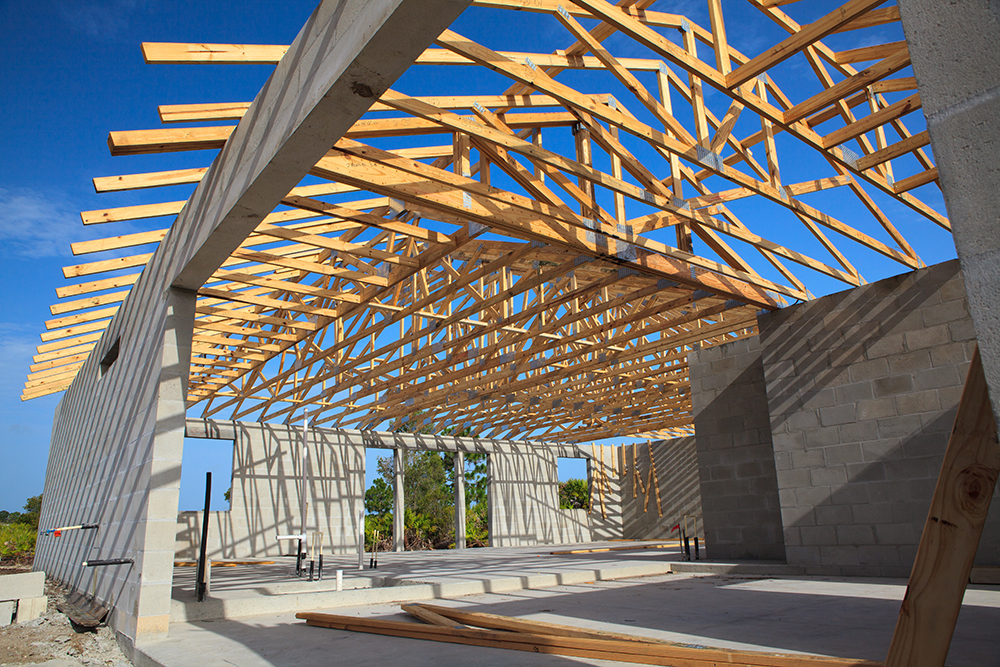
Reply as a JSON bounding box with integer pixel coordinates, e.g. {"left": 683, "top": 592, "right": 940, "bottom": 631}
{"left": 25, "top": 0, "right": 947, "bottom": 446}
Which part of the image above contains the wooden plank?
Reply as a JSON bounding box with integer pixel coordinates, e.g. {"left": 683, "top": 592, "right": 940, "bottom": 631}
{"left": 727, "top": 0, "right": 890, "bottom": 88}
{"left": 854, "top": 130, "right": 930, "bottom": 171}
{"left": 296, "top": 611, "right": 881, "bottom": 666}
{"left": 784, "top": 48, "right": 911, "bottom": 124}
{"left": 893, "top": 167, "right": 938, "bottom": 194}
{"left": 833, "top": 40, "right": 907, "bottom": 65}
{"left": 822, "top": 93, "right": 921, "bottom": 148}
{"left": 884, "top": 346, "right": 999, "bottom": 667}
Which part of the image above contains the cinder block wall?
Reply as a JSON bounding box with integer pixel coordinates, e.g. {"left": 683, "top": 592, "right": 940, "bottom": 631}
{"left": 689, "top": 336, "right": 785, "bottom": 560}
{"left": 489, "top": 442, "right": 593, "bottom": 545}
{"left": 176, "top": 420, "right": 365, "bottom": 559}
{"left": 34, "top": 289, "right": 194, "bottom": 648}
{"left": 176, "top": 423, "right": 594, "bottom": 554}
{"left": 759, "top": 260, "right": 1000, "bottom": 576}
{"left": 622, "top": 438, "right": 703, "bottom": 540}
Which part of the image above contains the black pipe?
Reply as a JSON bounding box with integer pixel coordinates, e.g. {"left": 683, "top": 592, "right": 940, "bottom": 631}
{"left": 82, "top": 558, "right": 133, "bottom": 567}
{"left": 683, "top": 535, "right": 691, "bottom": 561}
{"left": 694, "top": 536, "right": 700, "bottom": 560}
{"left": 196, "top": 472, "right": 212, "bottom": 602}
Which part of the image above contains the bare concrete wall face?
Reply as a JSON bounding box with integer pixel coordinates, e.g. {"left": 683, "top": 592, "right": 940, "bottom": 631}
{"left": 898, "top": 0, "right": 1000, "bottom": 430}
{"left": 489, "top": 442, "right": 592, "bottom": 545}
{"left": 759, "top": 260, "right": 1000, "bottom": 576}
{"left": 34, "top": 288, "right": 194, "bottom": 647}
{"left": 177, "top": 420, "right": 365, "bottom": 559}
{"left": 622, "top": 438, "right": 703, "bottom": 541}
{"left": 177, "top": 423, "right": 594, "bottom": 554}
{"left": 690, "top": 337, "right": 785, "bottom": 560}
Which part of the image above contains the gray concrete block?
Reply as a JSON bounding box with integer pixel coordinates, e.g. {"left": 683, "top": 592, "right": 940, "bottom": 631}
{"left": 0, "top": 600, "right": 13, "bottom": 627}
{"left": 838, "top": 420, "right": 879, "bottom": 444}
{"left": 804, "top": 426, "right": 842, "bottom": 448}
{"left": 834, "top": 381, "right": 873, "bottom": 404}
{"left": 888, "top": 350, "right": 932, "bottom": 375}
{"left": 820, "top": 545, "right": 859, "bottom": 566}
{"left": 837, "top": 524, "right": 877, "bottom": 546}
{"left": 895, "top": 389, "right": 942, "bottom": 415}
{"left": 873, "top": 374, "right": 915, "bottom": 398}
{"left": 904, "top": 324, "right": 951, "bottom": 351}
{"left": 824, "top": 443, "right": 863, "bottom": 466}
{"left": 800, "top": 525, "right": 837, "bottom": 546}
{"left": 852, "top": 503, "right": 894, "bottom": 525}
{"left": 875, "top": 522, "right": 921, "bottom": 546}
{"left": 877, "top": 414, "right": 923, "bottom": 439}
{"left": 865, "top": 335, "right": 906, "bottom": 360}
{"left": 810, "top": 467, "right": 847, "bottom": 487}
{"left": 815, "top": 504, "right": 854, "bottom": 526}
{"left": 790, "top": 449, "right": 825, "bottom": 469}
{"left": 785, "top": 545, "right": 822, "bottom": 566}
{"left": 0, "top": 572, "right": 44, "bottom": 601}
{"left": 846, "top": 462, "right": 885, "bottom": 484}
{"left": 777, "top": 469, "right": 811, "bottom": 489}
{"left": 913, "top": 365, "right": 961, "bottom": 391}
{"left": 849, "top": 358, "right": 890, "bottom": 382}
{"left": 15, "top": 596, "right": 47, "bottom": 624}
{"left": 857, "top": 397, "right": 896, "bottom": 421}
{"left": 820, "top": 404, "right": 856, "bottom": 427}
{"left": 922, "top": 299, "right": 970, "bottom": 328}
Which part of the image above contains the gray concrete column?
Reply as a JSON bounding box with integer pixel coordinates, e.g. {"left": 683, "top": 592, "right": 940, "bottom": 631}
{"left": 393, "top": 448, "right": 405, "bottom": 552}
{"left": 135, "top": 287, "right": 196, "bottom": 643}
{"left": 898, "top": 0, "right": 1000, "bottom": 425}
{"left": 486, "top": 454, "right": 494, "bottom": 547}
{"left": 454, "top": 452, "right": 466, "bottom": 549}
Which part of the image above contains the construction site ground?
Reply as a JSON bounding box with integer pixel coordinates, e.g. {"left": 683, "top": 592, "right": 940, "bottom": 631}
{"left": 152, "top": 544, "right": 999, "bottom": 667}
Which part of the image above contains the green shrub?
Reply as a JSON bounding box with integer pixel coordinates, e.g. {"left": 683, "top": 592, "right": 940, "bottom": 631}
{"left": 0, "top": 523, "right": 36, "bottom": 560}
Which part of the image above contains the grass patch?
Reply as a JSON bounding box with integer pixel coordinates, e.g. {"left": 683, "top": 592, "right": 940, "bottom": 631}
{"left": 0, "top": 523, "right": 36, "bottom": 561}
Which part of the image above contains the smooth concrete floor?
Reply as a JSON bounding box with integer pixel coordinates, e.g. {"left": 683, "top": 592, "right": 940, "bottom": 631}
{"left": 145, "top": 561, "right": 1000, "bottom": 666}
{"left": 170, "top": 541, "right": 684, "bottom": 599}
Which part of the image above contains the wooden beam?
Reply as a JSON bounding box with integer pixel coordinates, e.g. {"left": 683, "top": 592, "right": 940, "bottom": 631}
{"left": 727, "top": 0, "right": 890, "bottom": 88}
{"left": 885, "top": 346, "right": 999, "bottom": 667}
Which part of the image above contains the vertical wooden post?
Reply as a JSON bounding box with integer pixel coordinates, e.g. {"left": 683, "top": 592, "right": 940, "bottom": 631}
{"left": 885, "top": 345, "right": 999, "bottom": 667}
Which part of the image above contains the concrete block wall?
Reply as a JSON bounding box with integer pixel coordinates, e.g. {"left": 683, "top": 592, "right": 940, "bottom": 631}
{"left": 622, "top": 438, "right": 703, "bottom": 540}
{"left": 176, "top": 420, "right": 366, "bottom": 559}
{"left": 34, "top": 288, "right": 195, "bottom": 648}
{"left": 689, "top": 336, "right": 785, "bottom": 560}
{"left": 759, "top": 260, "right": 1000, "bottom": 576}
{"left": 585, "top": 447, "right": 623, "bottom": 541}
{"left": 176, "top": 422, "right": 594, "bottom": 554}
{"left": 489, "top": 441, "right": 593, "bottom": 545}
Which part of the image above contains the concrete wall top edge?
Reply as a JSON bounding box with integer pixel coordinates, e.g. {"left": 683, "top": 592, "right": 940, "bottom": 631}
{"left": 184, "top": 418, "right": 592, "bottom": 457}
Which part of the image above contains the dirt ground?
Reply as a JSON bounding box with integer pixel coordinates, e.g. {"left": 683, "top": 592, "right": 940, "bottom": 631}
{"left": 0, "top": 563, "right": 131, "bottom": 667}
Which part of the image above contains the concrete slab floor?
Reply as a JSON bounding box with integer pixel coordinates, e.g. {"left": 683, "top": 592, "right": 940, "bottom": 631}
{"left": 141, "top": 572, "right": 1000, "bottom": 667}
{"left": 170, "top": 541, "right": 685, "bottom": 599}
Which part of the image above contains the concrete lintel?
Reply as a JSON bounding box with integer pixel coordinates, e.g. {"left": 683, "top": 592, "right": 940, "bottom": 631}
{"left": 170, "top": 0, "right": 472, "bottom": 290}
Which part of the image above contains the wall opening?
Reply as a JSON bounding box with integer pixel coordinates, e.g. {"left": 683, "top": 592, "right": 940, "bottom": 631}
{"left": 557, "top": 457, "right": 589, "bottom": 510}
{"left": 98, "top": 338, "right": 120, "bottom": 378}
{"left": 178, "top": 437, "right": 234, "bottom": 512}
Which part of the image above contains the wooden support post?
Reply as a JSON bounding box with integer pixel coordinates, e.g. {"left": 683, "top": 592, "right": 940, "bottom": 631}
{"left": 573, "top": 123, "right": 596, "bottom": 217}
{"left": 885, "top": 345, "right": 999, "bottom": 667}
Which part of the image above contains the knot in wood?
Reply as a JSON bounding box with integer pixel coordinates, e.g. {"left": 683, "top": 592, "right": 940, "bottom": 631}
{"left": 957, "top": 463, "right": 998, "bottom": 519}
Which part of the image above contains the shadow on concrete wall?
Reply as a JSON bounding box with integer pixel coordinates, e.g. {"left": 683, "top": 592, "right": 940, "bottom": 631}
{"left": 622, "top": 439, "right": 703, "bottom": 541}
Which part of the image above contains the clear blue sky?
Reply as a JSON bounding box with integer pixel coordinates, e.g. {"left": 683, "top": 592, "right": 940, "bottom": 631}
{"left": 0, "top": 0, "right": 955, "bottom": 513}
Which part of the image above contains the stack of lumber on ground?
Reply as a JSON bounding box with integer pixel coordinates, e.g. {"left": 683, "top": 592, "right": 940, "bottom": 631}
{"left": 297, "top": 603, "right": 881, "bottom": 666}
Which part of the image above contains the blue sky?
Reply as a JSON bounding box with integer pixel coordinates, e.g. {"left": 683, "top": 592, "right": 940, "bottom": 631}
{"left": 0, "top": 0, "right": 955, "bottom": 512}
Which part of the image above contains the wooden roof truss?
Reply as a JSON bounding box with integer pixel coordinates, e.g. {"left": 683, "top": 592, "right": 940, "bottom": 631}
{"left": 25, "top": 0, "right": 947, "bottom": 443}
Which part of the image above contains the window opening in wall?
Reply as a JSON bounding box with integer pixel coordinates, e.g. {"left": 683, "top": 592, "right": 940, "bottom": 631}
{"left": 98, "top": 338, "right": 120, "bottom": 378}
{"left": 364, "top": 447, "right": 490, "bottom": 551}
{"left": 179, "top": 437, "right": 235, "bottom": 512}
{"left": 557, "top": 457, "right": 589, "bottom": 510}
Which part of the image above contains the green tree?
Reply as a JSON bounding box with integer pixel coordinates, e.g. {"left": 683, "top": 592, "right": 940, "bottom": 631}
{"left": 19, "top": 495, "right": 41, "bottom": 530}
{"left": 559, "top": 479, "right": 589, "bottom": 510}
{"left": 365, "top": 478, "right": 393, "bottom": 516}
